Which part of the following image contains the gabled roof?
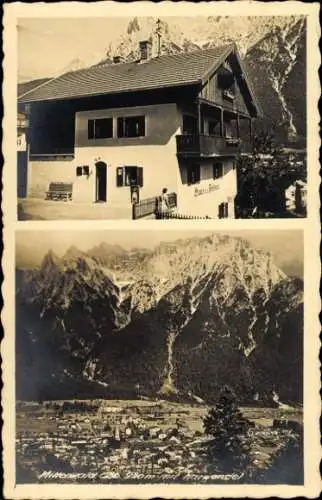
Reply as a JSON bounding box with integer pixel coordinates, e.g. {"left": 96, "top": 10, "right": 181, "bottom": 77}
{"left": 18, "top": 43, "right": 261, "bottom": 117}
{"left": 18, "top": 44, "right": 234, "bottom": 103}
{"left": 18, "top": 78, "right": 51, "bottom": 99}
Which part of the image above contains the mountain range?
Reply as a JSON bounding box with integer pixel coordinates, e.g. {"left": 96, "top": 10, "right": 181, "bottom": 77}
{"left": 16, "top": 234, "right": 303, "bottom": 405}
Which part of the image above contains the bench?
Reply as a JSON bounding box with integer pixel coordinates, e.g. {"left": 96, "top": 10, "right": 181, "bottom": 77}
{"left": 45, "top": 182, "right": 73, "bottom": 201}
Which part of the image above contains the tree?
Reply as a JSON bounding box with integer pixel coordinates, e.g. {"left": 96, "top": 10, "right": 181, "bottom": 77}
{"left": 203, "top": 386, "right": 254, "bottom": 474}
{"left": 235, "top": 129, "right": 291, "bottom": 218}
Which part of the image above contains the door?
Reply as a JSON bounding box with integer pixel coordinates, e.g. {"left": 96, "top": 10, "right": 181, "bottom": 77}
{"left": 95, "top": 162, "right": 107, "bottom": 202}
{"left": 17, "top": 152, "right": 28, "bottom": 198}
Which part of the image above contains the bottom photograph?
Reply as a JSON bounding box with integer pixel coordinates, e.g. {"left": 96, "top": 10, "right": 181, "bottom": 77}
{"left": 15, "top": 228, "right": 303, "bottom": 485}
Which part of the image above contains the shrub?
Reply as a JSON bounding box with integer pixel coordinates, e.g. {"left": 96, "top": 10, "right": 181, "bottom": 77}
{"left": 259, "top": 432, "right": 303, "bottom": 484}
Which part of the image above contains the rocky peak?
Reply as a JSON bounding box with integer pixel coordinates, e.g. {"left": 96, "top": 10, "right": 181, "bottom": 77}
{"left": 63, "top": 245, "right": 86, "bottom": 261}
{"left": 41, "top": 249, "right": 61, "bottom": 269}
{"left": 16, "top": 233, "right": 303, "bottom": 404}
{"left": 88, "top": 242, "right": 127, "bottom": 260}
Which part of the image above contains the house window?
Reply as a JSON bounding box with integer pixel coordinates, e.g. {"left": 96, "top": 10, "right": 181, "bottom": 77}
{"left": 218, "top": 71, "right": 235, "bottom": 90}
{"left": 208, "top": 119, "right": 220, "bottom": 136}
{"left": 182, "top": 115, "right": 198, "bottom": 135}
{"left": 88, "top": 118, "right": 113, "bottom": 139}
{"left": 224, "top": 119, "right": 234, "bottom": 138}
{"left": 213, "top": 162, "right": 224, "bottom": 179}
{"left": 116, "top": 166, "right": 143, "bottom": 187}
{"left": 218, "top": 71, "right": 235, "bottom": 100}
{"left": 76, "top": 165, "right": 90, "bottom": 176}
{"left": 117, "top": 116, "right": 145, "bottom": 138}
{"left": 218, "top": 202, "right": 229, "bottom": 219}
{"left": 187, "top": 164, "right": 200, "bottom": 185}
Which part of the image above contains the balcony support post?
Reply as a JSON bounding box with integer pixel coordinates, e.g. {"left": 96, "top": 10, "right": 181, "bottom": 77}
{"left": 249, "top": 118, "right": 252, "bottom": 141}
{"left": 220, "top": 108, "right": 224, "bottom": 137}
{"left": 197, "top": 100, "right": 203, "bottom": 134}
{"left": 236, "top": 114, "right": 240, "bottom": 138}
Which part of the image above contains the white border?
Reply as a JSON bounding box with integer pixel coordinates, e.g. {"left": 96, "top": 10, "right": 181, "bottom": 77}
{"left": 2, "top": 2, "right": 321, "bottom": 499}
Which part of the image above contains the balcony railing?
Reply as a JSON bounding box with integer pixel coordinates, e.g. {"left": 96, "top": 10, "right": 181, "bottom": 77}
{"left": 176, "top": 134, "right": 252, "bottom": 157}
{"left": 29, "top": 147, "right": 75, "bottom": 161}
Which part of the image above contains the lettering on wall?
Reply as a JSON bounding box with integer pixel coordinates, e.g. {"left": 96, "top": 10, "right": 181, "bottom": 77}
{"left": 194, "top": 183, "right": 220, "bottom": 197}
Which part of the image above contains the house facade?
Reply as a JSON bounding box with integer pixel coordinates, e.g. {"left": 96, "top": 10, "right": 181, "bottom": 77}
{"left": 17, "top": 78, "right": 50, "bottom": 199}
{"left": 18, "top": 42, "right": 260, "bottom": 218}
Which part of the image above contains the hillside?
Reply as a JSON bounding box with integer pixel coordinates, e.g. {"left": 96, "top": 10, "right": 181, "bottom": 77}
{"left": 16, "top": 234, "right": 303, "bottom": 405}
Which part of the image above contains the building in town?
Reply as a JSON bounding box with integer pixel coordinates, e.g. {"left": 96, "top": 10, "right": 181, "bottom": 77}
{"left": 285, "top": 179, "right": 307, "bottom": 215}
{"left": 18, "top": 41, "right": 261, "bottom": 218}
{"left": 17, "top": 78, "right": 50, "bottom": 198}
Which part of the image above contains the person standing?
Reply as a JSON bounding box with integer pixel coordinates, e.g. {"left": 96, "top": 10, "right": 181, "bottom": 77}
{"left": 160, "top": 188, "right": 169, "bottom": 212}
{"left": 156, "top": 188, "right": 170, "bottom": 218}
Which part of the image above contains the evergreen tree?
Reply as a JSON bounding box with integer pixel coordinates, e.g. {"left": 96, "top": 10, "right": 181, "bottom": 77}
{"left": 203, "top": 386, "right": 254, "bottom": 474}
{"left": 235, "top": 128, "right": 298, "bottom": 218}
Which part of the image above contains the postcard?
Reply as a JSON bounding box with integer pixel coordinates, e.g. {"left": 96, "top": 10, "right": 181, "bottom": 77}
{"left": 2, "top": 1, "right": 321, "bottom": 499}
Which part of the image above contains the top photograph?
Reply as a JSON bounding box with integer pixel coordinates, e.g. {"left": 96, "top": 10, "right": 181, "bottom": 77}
{"left": 17, "top": 15, "right": 307, "bottom": 221}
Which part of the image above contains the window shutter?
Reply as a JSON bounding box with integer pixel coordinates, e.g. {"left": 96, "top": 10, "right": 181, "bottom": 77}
{"left": 218, "top": 203, "right": 224, "bottom": 219}
{"left": 116, "top": 167, "right": 124, "bottom": 187}
{"left": 137, "top": 167, "right": 143, "bottom": 187}
{"left": 88, "top": 120, "right": 94, "bottom": 139}
{"left": 224, "top": 202, "right": 229, "bottom": 218}
{"left": 117, "top": 118, "right": 124, "bottom": 138}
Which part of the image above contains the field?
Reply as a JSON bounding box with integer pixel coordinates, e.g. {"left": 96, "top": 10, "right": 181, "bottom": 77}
{"left": 16, "top": 399, "right": 303, "bottom": 484}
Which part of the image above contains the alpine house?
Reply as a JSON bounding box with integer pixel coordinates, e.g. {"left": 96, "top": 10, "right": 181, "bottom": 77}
{"left": 18, "top": 41, "right": 261, "bottom": 218}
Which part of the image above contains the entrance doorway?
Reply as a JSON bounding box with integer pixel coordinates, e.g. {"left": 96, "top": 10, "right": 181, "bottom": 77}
{"left": 95, "top": 162, "right": 107, "bottom": 202}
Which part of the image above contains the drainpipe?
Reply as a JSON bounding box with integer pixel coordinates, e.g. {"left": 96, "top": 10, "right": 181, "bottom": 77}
{"left": 25, "top": 105, "right": 31, "bottom": 197}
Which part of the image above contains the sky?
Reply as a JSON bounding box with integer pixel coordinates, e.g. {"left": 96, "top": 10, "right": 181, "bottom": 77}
{"left": 16, "top": 229, "right": 303, "bottom": 278}
{"left": 17, "top": 14, "right": 289, "bottom": 82}
{"left": 18, "top": 17, "right": 130, "bottom": 81}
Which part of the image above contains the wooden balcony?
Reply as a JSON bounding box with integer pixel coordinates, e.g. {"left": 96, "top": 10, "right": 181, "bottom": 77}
{"left": 176, "top": 134, "right": 252, "bottom": 157}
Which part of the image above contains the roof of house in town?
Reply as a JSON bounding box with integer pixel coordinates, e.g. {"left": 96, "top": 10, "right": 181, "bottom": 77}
{"left": 18, "top": 78, "right": 51, "bottom": 99}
